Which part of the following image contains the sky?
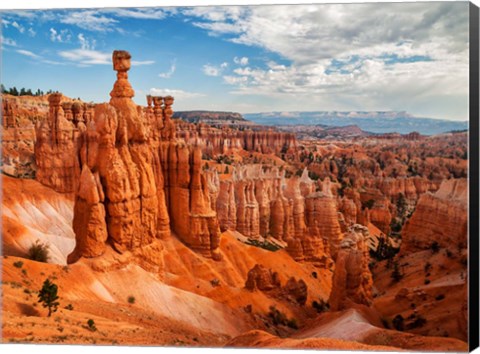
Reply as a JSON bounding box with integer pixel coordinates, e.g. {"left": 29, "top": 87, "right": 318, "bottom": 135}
{"left": 0, "top": 2, "right": 470, "bottom": 121}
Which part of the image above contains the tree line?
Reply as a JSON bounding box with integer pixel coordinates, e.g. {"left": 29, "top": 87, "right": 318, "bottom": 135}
{"left": 1, "top": 84, "right": 54, "bottom": 97}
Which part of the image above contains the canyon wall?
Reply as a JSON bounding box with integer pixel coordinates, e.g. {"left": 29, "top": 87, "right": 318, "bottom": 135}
{"left": 176, "top": 120, "right": 297, "bottom": 156}
{"left": 401, "top": 178, "right": 467, "bottom": 253}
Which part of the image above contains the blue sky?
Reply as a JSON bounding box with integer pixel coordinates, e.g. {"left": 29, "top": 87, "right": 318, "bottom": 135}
{"left": 0, "top": 3, "right": 470, "bottom": 120}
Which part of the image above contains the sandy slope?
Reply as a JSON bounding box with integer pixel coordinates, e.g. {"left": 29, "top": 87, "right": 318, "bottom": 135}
{"left": 2, "top": 176, "right": 75, "bottom": 264}
{"left": 372, "top": 248, "right": 467, "bottom": 342}
{"left": 294, "top": 307, "right": 467, "bottom": 351}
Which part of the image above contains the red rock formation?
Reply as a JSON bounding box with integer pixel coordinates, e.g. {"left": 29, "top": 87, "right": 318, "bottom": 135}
{"left": 35, "top": 93, "right": 81, "bottom": 193}
{"left": 176, "top": 120, "right": 297, "bottom": 157}
{"left": 216, "top": 180, "right": 237, "bottom": 232}
{"left": 305, "top": 191, "right": 343, "bottom": 258}
{"left": 401, "top": 178, "right": 467, "bottom": 253}
{"left": 329, "top": 224, "right": 373, "bottom": 311}
{"left": 165, "top": 143, "right": 221, "bottom": 259}
{"left": 245, "top": 264, "right": 308, "bottom": 305}
{"left": 66, "top": 51, "right": 225, "bottom": 261}
{"left": 2, "top": 98, "right": 16, "bottom": 128}
{"left": 245, "top": 264, "right": 281, "bottom": 291}
{"left": 284, "top": 277, "right": 308, "bottom": 305}
{"left": 68, "top": 165, "right": 108, "bottom": 262}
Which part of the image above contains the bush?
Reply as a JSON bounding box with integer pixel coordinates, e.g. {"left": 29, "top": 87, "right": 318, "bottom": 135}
{"left": 245, "top": 239, "right": 280, "bottom": 252}
{"left": 435, "top": 294, "right": 445, "bottom": 301}
{"left": 268, "top": 305, "right": 287, "bottom": 326}
{"left": 392, "top": 314, "right": 405, "bottom": 331}
{"left": 430, "top": 241, "right": 440, "bottom": 254}
{"left": 408, "top": 314, "right": 427, "bottom": 329}
{"left": 38, "top": 279, "right": 59, "bottom": 317}
{"left": 424, "top": 279, "right": 431, "bottom": 285}
{"left": 64, "top": 304, "right": 74, "bottom": 310}
{"left": 127, "top": 296, "right": 135, "bottom": 304}
{"left": 312, "top": 299, "right": 330, "bottom": 313}
{"left": 287, "top": 319, "right": 298, "bottom": 329}
{"left": 391, "top": 261, "right": 403, "bottom": 282}
{"left": 28, "top": 240, "right": 49, "bottom": 263}
{"left": 87, "top": 319, "right": 97, "bottom": 331}
{"left": 362, "top": 199, "right": 375, "bottom": 210}
{"left": 13, "top": 261, "right": 24, "bottom": 268}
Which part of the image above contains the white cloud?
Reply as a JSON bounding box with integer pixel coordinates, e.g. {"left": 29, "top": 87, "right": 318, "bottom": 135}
{"left": 11, "top": 21, "right": 25, "bottom": 33}
{"left": 2, "top": 19, "right": 10, "bottom": 27}
{"left": 78, "top": 33, "right": 96, "bottom": 50}
{"left": 149, "top": 88, "right": 204, "bottom": 99}
{"left": 58, "top": 49, "right": 110, "bottom": 65}
{"left": 1, "top": 37, "right": 17, "bottom": 47}
{"left": 103, "top": 8, "right": 175, "bottom": 20}
{"left": 60, "top": 10, "right": 118, "bottom": 32}
{"left": 234, "top": 56, "right": 249, "bottom": 66}
{"left": 203, "top": 64, "right": 220, "bottom": 77}
{"left": 16, "top": 49, "right": 40, "bottom": 59}
{"left": 159, "top": 60, "right": 176, "bottom": 78}
{"left": 27, "top": 28, "right": 36, "bottom": 37}
{"left": 132, "top": 60, "right": 155, "bottom": 66}
{"left": 50, "top": 28, "right": 72, "bottom": 43}
{"left": 202, "top": 63, "right": 229, "bottom": 77}
{"left": 186, "top": 3, "right": 469, "bottom": 120}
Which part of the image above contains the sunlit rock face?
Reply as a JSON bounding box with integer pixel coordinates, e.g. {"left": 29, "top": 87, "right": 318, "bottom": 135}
{"left": 401, "top": 178, "right": 467, "bottom": 253}
{"left": 67, "top": 50, "right": 221, "bottom": 262}
{"left": 329, "top": 224, "right": 373, "bottom": 311}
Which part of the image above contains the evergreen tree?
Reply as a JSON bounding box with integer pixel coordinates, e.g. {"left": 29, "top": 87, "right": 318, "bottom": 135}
{"left": 38, "top": 279, "right": 60, "bottom": 317}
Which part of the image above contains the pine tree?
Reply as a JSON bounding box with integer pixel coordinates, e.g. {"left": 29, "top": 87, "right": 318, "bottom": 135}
{"left": 38, "top": 279, "right": 60, "bottom": 317}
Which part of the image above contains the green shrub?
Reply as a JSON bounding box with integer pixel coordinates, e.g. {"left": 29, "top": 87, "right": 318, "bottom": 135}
{"left": 13, "top": 261, "right": 24, "bottom": 268}
{"left": 391, "top": 261, "right": 403, "bottom": 282}
{"left": 312, "top": 299, "right": 330, "bottom": 313}
{"left": 127, "top": 296, "right": 135, "bottom": 304}
{"left": 87, "top": 319, "right": 97, "bottom": 331}
{"left": 392, "top": 314, "right": 404, "bottom": 331}
{"left": 28, "top": 240, "right": 49, "bottom": 263}
{"left": 38, "top": 279, "right": 59, "bottom": 317}
{"left": 287, "top": 319, "right": 298, "bottom": 329}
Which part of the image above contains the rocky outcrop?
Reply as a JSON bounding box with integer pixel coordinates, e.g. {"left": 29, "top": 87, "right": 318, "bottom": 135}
{"left": 164, "top": 143, "right": 221, "bottom": 259}
{"left": 176, "top": 120, "right": 297, "bottom": 157}
{"left": 305, "top": 191, "right": 343, "bottom": 258}
{"left": 245, "top": 264, "right": 281, "bottom": 291}
{"left": 329, "top": 224, "right": 373, "bottom": 311}
{"left": 284, "top": 277, "right": 308, "bottom": 305}
{"left": 245, "top": 264, "right": 308, "bottom": 305}
{"left": 2, "top": 98, "right": 17, "bottom": 128}
{"left": 68, "top": 50, "right": 222, "bottom": 261}
{"left": 401, "top": 178, "right": 467, "bottom": 253}
{"left": 69, "top": 165, "right": 108, "bottom": 261}
{"left": 35, "top": 93, "right": 81, "bottom": 193}
{"left": 215, "top": 165, "right": 340, "bottom": 264}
